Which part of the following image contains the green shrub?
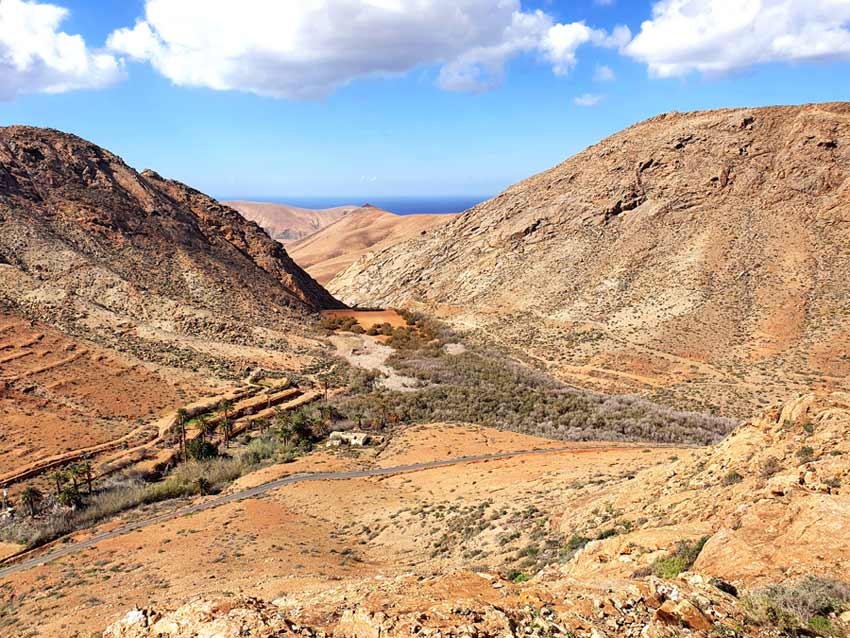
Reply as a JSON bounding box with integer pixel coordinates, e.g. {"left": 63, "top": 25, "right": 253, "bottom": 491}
{"left": 564, "top": 535, "right": 591, "bottom": 552}
{"left": 320, "top": 316, "right": 363, "bottom": 333}
{"left": 760, "top": 456, "right": 782, "bottom": 478}
{"left": 334, "top": 320, "right": 737, "bottom": 446}
{"left": 722, "top": 470, "right": 743, "bottom": 486}
{"left": 186, "top": 439, "right": 219, "bottom": 460}
{"left": 649, "top": 536, "right": 710, "bottom": 579}
{"left": 653, "top": 555, "right": 690, "bottom": 579}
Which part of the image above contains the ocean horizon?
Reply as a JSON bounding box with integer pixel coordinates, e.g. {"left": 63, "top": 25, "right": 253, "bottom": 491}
{"left": 221, "top": 195, "right": 489, "bottom": 215}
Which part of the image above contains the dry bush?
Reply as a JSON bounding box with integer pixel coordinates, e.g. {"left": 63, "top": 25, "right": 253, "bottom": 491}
{"left": 744, "top": 576, "right": 850, "bottom": 636}
{"left": 336, "top": 335, "right": 737, "bottom": 444}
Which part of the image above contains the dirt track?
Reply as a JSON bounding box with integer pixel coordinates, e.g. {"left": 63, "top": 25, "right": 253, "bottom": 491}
{"left": 0, "top": 442, "right": 697, "bottom": 580}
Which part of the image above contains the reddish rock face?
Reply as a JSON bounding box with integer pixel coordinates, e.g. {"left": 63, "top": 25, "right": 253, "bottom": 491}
{"left": 0, "top": 125, "right": 343, "bottom": 327}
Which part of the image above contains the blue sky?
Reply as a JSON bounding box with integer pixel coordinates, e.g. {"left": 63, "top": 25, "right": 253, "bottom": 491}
{"left": 1, "top": 0, "right": 849, "bottom": 201}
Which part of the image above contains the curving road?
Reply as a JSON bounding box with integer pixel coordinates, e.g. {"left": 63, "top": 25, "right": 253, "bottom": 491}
{"left": 0, "top": 443, "right": 696, "bottom": 580}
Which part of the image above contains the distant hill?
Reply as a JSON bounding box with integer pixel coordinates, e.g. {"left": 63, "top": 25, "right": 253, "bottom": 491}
{"left": 330, "top": 103, "right": 850, "bottom": 416}
{"left": 225, "top": 200, "right": 358, "bottom": 243}
{"left": 288, "top": 205, "right": 455, "bottom": 284}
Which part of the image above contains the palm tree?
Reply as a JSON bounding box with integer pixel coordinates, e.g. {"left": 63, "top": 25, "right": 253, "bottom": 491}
{"left": 19, "top": 486, "right": 42, "bottom": 517}
{"left": 176, "top": 408, "right": 188, "bottom": 461}
{"left": 58, "top": 484, "right": 81, "bottom": 509}
{"left": 79, "top": 460, "right": 94, "bottom": 495}
{"left": 49, "top": 470, "right": 65, "bottom": 497}
{"left": 198, "top": 415, "right": 216, "bottom": 443}
{"left": 220, "top": 400, "right": 234, "bottom": 446}
{"left": 275, "top": 410, "right": 293, "bottom": 447}
{"left": 68, "top": 463, "right": 82, "bottom": 493}
{"left": 292, "top": 409, "right": 313, "bottom": 444}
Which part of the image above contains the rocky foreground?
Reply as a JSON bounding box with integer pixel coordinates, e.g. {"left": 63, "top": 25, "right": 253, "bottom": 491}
{"left": 104, "top": 393, "right": 850, "bottom": 637}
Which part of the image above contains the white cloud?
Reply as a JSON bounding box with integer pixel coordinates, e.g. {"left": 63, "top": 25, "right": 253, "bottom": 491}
{"left": 594, "top": 64, "right": 616, "bottom": 81}
{"left": 625, "top": 0, "right": 850, "bottom": 77}
{"left": 574, "top": 93, "right": 605, "bottom": 106}
{"left": 108, "top": 0, "right": 628, "bottom": 98}
{"left": 0, "top": 0, "right": 122, "bottom": 100}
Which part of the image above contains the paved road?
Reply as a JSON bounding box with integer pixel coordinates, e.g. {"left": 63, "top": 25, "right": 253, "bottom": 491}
{"left": 0, "top": 443, "right": 695, "bottom": 580}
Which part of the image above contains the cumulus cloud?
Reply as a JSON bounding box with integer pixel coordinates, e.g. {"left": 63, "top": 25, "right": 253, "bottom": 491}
{"left": 574, "top": 93, "right": 605, "bottom": 106}
{"left": 625, "top": 0, "right": 850, "bottom": 77}
{"left": 108, "top": 0, "right": 628, "bottom": 98}
{"left": 0, "top": 0, "right": 122, "bottom": 100}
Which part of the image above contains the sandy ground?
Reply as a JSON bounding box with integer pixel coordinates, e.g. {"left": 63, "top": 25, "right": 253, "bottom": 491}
{"left": 0, "top": 543, "right": 23, "bottom": 561}
{"left": 329, "top": 332, "right": 419, "bottom": 392}
{"left": 0, "top": 423, "right": 692, "bottom": 637}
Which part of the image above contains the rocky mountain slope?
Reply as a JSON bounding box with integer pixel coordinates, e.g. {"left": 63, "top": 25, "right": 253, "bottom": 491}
{"left": 102, "top": 393, "right": 850, "bottom": 638}
{"left": 225, "top": 200, "right": 357, "bottom": 243}
{"left": 288, "top": 205, "right": 454, "bottom": 283}
{"left": 331, "top": 103, "right": 850, "bottom": 416}
{"left": 0, "top": 126, "right": 342, "bottom": 359}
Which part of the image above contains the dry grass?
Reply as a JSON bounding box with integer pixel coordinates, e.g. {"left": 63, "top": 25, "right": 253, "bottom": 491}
{"left": 743, "top": 576, "right": 850, "bottom": 636}
{"left": 0, "top": 425, "right": 314, "bottom": 548}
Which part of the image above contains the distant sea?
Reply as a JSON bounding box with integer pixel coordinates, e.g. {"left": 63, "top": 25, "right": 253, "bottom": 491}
{"left": 228, "top": 196, "right": 490, "bottom": 215}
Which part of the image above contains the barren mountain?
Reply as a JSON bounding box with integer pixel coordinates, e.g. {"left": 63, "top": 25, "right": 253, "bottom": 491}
{"left": 0, "top": 127, "right": 342, "bottom": 480}
{"left": 331, "top": 103, "right": 850, "bottom": 416}
{"left": 225, "top": 200, "right": 358, "bottom": 243}
{"left": 0, "top": 127, "right": 342, "bottom": 338}
{"left": 288, "top": 205, "right": 454, "bottom": 283}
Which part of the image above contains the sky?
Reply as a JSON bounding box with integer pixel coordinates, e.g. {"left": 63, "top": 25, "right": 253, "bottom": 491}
{"left": 0, "top": 0, "right": 849, "bottom": 201}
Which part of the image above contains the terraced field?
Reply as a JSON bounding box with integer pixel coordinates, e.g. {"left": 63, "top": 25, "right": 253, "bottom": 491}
{"left": 0, "top": 313, "right": 183, "bottom": 478}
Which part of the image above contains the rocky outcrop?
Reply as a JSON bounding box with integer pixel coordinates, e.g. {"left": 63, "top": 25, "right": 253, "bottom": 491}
{"left": 559, "top": 392, "right": 850, "bottom": 586}
{"left": 104, "top": 597, "right": 301, "bottom": 638}
{"left": 330, "top": 103, "right": 850, "bottom": 416}
{"left": 104, "top": 572, "right": 759, "bottom": 638}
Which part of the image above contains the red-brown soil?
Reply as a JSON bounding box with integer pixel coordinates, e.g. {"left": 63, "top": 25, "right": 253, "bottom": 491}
{"left": 0, "top": 311, "right": 183, "bottom": 478}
